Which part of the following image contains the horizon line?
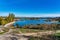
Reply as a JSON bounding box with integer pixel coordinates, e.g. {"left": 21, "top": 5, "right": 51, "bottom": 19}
{"left": 0, "top": 12, "right": 60, "bottom": 17}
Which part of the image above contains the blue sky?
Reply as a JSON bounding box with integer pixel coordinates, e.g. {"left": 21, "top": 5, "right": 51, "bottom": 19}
{"left": 0, "top": 0, "right": 60, "bottom": 17}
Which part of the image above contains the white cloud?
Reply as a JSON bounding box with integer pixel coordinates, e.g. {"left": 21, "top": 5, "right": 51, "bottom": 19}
{"left": 0, "top": 12, "right": 60, "bottom": 17}
{"left": 15, "top": 13, "right": 60, "bottom": 17}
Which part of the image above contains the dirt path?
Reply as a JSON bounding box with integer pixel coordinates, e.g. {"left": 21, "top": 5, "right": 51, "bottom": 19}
{"left": 4, "top": 21, "right": 15, "bottom": 27}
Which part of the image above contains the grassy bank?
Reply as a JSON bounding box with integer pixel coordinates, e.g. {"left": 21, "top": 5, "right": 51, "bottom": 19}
{"left": 19, "top": 28, "right": 40, "bottom": 33}
{"left": 55, "top": 33, "right": 60, "bottom": 36}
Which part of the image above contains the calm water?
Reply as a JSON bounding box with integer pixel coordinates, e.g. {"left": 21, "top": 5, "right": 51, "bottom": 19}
{"left": 14, "top": 19, "right": 60, "bottom": 27}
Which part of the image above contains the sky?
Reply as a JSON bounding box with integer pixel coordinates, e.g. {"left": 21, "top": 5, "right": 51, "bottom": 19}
{"left": 0, "top": 0, "right": 60, "bottom": 17}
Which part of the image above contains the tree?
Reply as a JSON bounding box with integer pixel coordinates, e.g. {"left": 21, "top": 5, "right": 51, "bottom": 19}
{"left": 1, "top": 19, "right": 6, "bottom": 25}
{"left": 6, "top": 13, "right": 15, "bottom": 22}
{"left": 0, "top": 16, "right": 7, "bottom": 25}
{"left": 0, "top": 16, "right": 3, "bottom": 25}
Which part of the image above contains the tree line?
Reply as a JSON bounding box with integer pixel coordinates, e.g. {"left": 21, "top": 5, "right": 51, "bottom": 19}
{"left": 0, "top": 13, "right": 15, "bottom": 25}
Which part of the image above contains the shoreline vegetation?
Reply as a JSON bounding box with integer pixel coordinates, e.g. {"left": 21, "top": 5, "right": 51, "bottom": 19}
{"left": 0, "top": 13, "right": 60, "bottom": 40}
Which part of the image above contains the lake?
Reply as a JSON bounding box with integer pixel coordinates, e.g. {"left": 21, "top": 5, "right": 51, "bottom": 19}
{"left": 14, "top": 19, "right": 60, "bottom": 27}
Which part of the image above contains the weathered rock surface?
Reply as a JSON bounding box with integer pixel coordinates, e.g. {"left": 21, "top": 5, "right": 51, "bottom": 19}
{"left": 0, "top": 34, "right": 29, "bottom": 40}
